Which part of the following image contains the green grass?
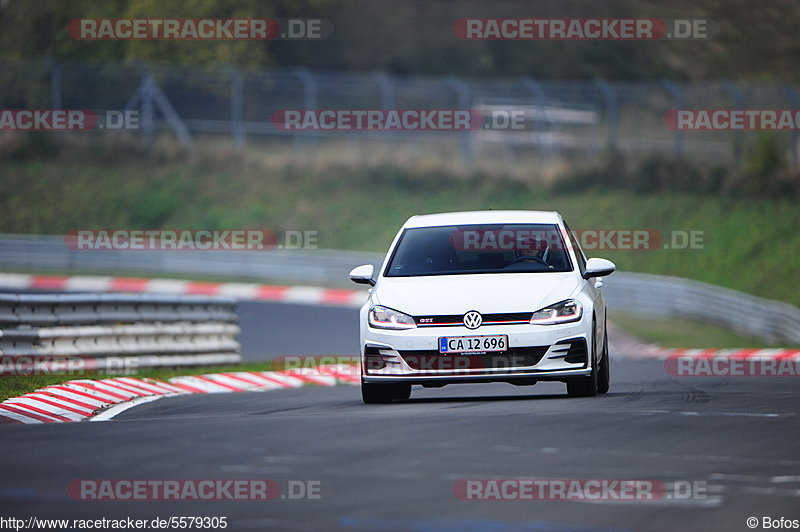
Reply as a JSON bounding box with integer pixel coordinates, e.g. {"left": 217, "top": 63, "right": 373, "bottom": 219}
{"left": 0, "top": 361, "right": 277, "bottom": 403}
{"left": 611, "top": 314, "right": 800, "bottom": 349}
{"left": 2, "top": 144, "right": 799, "bottom": 306}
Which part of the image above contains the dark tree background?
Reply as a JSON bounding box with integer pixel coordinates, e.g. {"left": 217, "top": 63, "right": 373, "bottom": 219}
{"left": 1, "top": 0, "right": 797, "bottom": 81}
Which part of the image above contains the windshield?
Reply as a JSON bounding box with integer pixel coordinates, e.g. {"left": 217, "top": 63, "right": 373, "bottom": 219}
{"left": 385, "top": 223, "right": 573, "bottom": 277}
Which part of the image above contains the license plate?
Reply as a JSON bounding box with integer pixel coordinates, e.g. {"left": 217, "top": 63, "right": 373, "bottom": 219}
{"left": 439, "top": 335, "right": 508, "bottom": 354}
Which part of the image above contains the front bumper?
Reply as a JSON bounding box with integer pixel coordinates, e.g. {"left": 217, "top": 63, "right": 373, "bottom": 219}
{"left": 361, "top": 320, "right": 593, "bottom": 384}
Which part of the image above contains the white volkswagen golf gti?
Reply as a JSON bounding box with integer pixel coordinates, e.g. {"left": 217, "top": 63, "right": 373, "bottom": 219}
{"left": 349, "top": 210, "right": 616, "bottom": 403}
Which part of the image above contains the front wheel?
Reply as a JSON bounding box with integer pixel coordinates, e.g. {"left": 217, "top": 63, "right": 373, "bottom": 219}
{"left": 361, "top": 381, "right": 412, "bottom": 404}
{"left": 597, "top": 329, "right": 610, "bottom": 394}
{"left": 566, "top": 371, "right": 598, "bottom": 397}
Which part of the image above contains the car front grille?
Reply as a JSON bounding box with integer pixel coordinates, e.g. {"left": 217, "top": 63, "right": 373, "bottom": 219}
{"left": 414, "top": 312, "right": 533, "bottom": 327}
{"left": 397, "top": 346, "right": 549, "bottom": 370}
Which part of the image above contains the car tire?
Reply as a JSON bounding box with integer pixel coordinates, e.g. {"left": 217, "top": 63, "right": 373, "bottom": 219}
{"left": 597, "top": 327, "right": 610, "bottom": 395}
{"left": 361, "top": 381, "right": 411, "bottom": 404}
{"left": 566, "top": 319, "right": 599, "bottom": 397}
{"left": 566, "top": 372, "right": 598, "bottom": 397}
{"left": 393, "top": 383, "right": 412, "bottom": 401}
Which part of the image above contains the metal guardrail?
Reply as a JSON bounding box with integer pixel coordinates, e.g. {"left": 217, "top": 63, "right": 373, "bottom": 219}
{"left": 603, "top": 272, "right": 800, "bottom": 345}
{"left": 0, "top": 234, "right": 798, "bottom": 345}
{"left": 0, "top": 293, "right": 241, "bottom": 375}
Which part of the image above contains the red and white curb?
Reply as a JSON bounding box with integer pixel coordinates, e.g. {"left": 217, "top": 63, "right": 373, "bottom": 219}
{"left": 0, "top": 273, "right": 367, "bottom": 307}
{"left": 0, "top": 364, "right": 359, "bottom": 425}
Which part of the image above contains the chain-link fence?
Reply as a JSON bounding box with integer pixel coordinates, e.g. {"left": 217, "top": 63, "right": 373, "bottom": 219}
{"left": 2, "top": 59, "right": 799, "bottom": 166}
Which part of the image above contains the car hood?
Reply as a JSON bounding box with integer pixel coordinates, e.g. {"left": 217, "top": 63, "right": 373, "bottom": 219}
{"left": 373, "top": 273, "right": 579, "bottom": 315}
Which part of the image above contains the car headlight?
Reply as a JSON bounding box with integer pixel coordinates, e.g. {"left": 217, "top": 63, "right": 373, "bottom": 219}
{"left": 530, "top": 299, "right": 583, "bottom": 325}
{"left": 368, "top": 306, "right": 417, "bottom": 330}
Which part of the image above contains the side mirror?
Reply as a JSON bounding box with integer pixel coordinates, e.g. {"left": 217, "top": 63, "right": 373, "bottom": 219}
{"left": 349, "top": 264, "right": 376, "bottom": 286}
{"left": 582, "top": 258, "right": 616, "bottom": 280}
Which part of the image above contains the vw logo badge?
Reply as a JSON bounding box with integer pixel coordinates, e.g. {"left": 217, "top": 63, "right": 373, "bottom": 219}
{"left": 463, "top": 311, "right": 482, "bottom": 330}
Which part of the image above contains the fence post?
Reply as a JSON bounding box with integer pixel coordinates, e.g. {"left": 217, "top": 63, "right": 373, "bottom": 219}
{"left": 662, "top": 80, "right": 684, "bottom": 156}
{"left": 48, "top": 58, "right": 62, "bottom": 110}
{"left": 782, "top": 84, "right": 799, "bottom": 165}
{"left": 293, "top": 67, "right": 318, "bottom": 151}
{"left": 722, "top": 82, "right": 744, "bottom": 166}
{"left": 125, "top": 71, "right": 192, "bottom": 150}
{"left": 594, "top": 78, "right": 617, "bottom": 150}
{"left": 141, "top": 75, "right": 155, "bottom": 150}
{"left": 374, "top": 71, "right": 396, "bottom": 108}
{"left": 522, "top": 77, "right": 546, "bottom": 157}
{"left": 229, "top": 66, "right": 245, "bottom": 151}
{"left": 374, "top": 71, "right": 396, "bottom": 146}
{"left": 446, "top": 76, "right": 472, "bottom": 164}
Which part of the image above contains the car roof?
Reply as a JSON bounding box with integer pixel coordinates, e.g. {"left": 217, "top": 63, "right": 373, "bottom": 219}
{"left": 402, "top": 210, "right": 563, "bottom": 229}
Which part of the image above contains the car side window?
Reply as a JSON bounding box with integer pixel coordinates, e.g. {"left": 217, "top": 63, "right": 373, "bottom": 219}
{"left": 563, "top": 221, "right": 586, "bottom": 275}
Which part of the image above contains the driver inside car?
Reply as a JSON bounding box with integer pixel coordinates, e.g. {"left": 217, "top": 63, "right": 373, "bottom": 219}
{"left": 511, "top": 235, "right": 554, "bottom": 268}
